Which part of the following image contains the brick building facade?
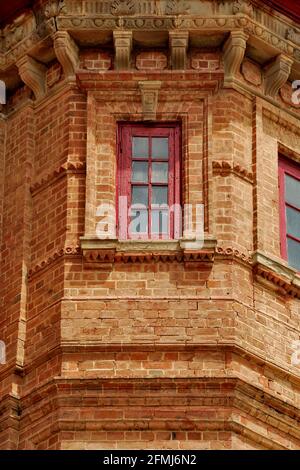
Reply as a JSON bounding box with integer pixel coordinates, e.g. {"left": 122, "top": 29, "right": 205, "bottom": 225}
{"left": 0, "top": 0, "right": 300, "bottom": 450}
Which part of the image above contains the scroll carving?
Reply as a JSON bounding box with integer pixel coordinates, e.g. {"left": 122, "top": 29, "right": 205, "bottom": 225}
{"left": 44, "top": 0, "right": 67, "bottom": 18}
{"left": 53, "top": 31, "right": 79, "bottom": 79}
{"left": 264, "top": 54, "right": 293, "bottom": 98}
{"left": 223, "top": 30, "right": 248, "bottom": 82}
{"left": 17, "top": 55, "right": 47, "bottom": 100}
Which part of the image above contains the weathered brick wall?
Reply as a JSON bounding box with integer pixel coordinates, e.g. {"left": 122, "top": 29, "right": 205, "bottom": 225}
{"left": 0, "top": 49, "right": 300, "bottom": 450}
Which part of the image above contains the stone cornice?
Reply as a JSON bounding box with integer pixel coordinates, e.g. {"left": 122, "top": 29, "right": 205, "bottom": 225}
{"left": 0, "top": 1, "right": 300, "bottom": 77}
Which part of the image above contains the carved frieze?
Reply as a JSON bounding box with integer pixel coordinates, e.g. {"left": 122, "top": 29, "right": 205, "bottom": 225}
{"left": 2, "top": 11, "right": 36, "bottom": 50}
{"left": 0, "top": 0, "right": 299, "bottom": 67}
{"left": 111, "top": 0, "right": 137, "bottom": 16}
{"left": 286, "top": 29, "right": 300, "bottom": 47}
{"left": 165, "top": 0, "right": 191, "bottom": 15}
{"left": 232, "top": 0, "right": 253, "bottom": 17}
{"left": 44, "top": 0, "right": 68, "bottom": 19}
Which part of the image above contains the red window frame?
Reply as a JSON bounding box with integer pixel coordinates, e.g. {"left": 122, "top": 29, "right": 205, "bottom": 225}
{"left": 279, "top": 156, "right": 300, "bottom": 270}
{"left": 117, "top": 123, "right": 181, "bottom": 240}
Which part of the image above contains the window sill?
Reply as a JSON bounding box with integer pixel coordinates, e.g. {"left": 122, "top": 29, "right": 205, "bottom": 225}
{"left": 80, "top": 236, "right": 217, "bottom": 268}
{"left": 253, "top": 250, "right": 300, "bottom": 298}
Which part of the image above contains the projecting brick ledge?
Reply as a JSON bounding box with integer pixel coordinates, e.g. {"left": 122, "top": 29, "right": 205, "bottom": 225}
{"left": 80, "top": 237, "right": 217, "bottom": 268}
{"left": 253, "top": 251, "right": 300, "bottom": 299}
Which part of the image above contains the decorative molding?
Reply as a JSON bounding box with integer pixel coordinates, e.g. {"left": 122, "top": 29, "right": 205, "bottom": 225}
{"left": 216, "top": 246, "right": 252, "bottom": 265}
{"left": 28, "top": 246, "right": 81, "bottom": 278}
{"left": 44, "top": 0, "right": 67, "bottom": 19}
{"left": 81, "top": 238, "right": 217, "bottom": 268}
{"left": 30, "top": 161, "right": 86, "bottom": 196}
{"left": 1, "top": 0, "right": 299, "bottom": 76}
{"left": 169, "top": 31, "right": 189, "bottom": 70}
{"left": 264, "top": 54, "right": 293, "bottom": 98}
{"left": 165, "top": 0, "right": 191, "bottom": 15}
{"left": 83, "top": 249, "right": 215, "bottom": 267}
{"left": 212, "top": 160, "right": 253, "bottom": 183}
{"left": 53, "top": 31, "right": 79, "bottom": 79}
{"left": 16, "top": 55, "right": 47, "bottom": 100}
{"left": 111, "top": 0, "right": 137, "bottom": 16}
{"left": 232, "top": 0, "right": 253, "bottom": 17}
{"left": 2, "top": 11, "right": 36, "bottom": 50}
{"left": 138, "top": 81, "right": 161, "bottom": 121}
{"left": 286, "top": 28, "right": 300, "bottom": 47}
{"left": 113, "top": 30, "right": 133, "bottom": 70}
{"left": 253, "top": 251, "right": 300, "bottom": 299}
{"left": 223, "top": 30, "right": 248, "bottom": 83}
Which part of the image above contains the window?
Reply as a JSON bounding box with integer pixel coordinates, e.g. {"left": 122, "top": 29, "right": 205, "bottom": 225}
{"left": 279, "top": 157, "right": 300, "bottom": 271}
{"left": 117, "top": 123, "right": 181, "bottom": 240}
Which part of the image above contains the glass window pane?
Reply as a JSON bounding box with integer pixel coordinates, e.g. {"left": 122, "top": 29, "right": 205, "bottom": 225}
{"left": 287, "top": 237, "right": 300, "bottom": 271}
{"left": 130, "top": 209, "right": 148, "bottom": 235}
{"left": 132, "top": 137, "right": 149, "bottom": 158}
{"left": 132, "top": 186, "right": 148, "bottom": 206}
{"left": 152, "top": 186, "right": 168, "bottom": 206}
{"left": 286, "top": 206, "right": 300, "bottom": 239}
{"left": 151, "top": 210, "right": 169, "bottom": 235}
{"left": 152, "top": 163, "right": 168, "bottom": 183}
{"left": 286, "top": 174, "right": 300, "bottom": 208}
{"left": 152, "top": 137, "right": 169, "bottom": 160}
{"left": 132, "top": 162, "right": 148, "bottom": 183}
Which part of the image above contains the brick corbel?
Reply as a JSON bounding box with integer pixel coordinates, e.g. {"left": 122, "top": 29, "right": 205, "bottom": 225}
{"left": 223, "top": 31, "right": 248, "bottom": 84}
{"left": 169, "top": 31, "right": 189, "bottom": 70}
{"left": 138, "top": 81, "right": 161, "bottom": 121}
{"left": 16, "top": 55, "right": 47, "bottom": 100}
{"left": 264, "top": 54, "right": 293, "bottom": 98}
{"left": 52, "top": 30, "right": 79, "bottom": 79}
{"left": 113, "top": 30, "right": 132, "bottom": 70}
